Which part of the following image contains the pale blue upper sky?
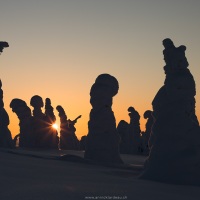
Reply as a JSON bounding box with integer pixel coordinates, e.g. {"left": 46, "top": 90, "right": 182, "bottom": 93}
{"left": 0, "top": 0, "right": 200, "bottom": 138}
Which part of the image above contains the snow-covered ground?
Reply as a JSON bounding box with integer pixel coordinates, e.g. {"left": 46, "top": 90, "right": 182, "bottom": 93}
{"left": 0, "top": 149, "right": 199, "bottom": 200}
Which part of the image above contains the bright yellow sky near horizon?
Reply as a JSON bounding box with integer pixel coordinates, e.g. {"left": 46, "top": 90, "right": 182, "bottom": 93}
{"left": 0, "top": 0, "right": 200, "bottom": 139}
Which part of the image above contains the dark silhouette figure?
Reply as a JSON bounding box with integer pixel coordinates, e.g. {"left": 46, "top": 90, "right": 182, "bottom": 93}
{"left": 30, "top": 95, "right": 46, "bottom": 148}
{"left": 163, "top": 38, "right": 189, "bottom": 74}
{"left": 56, "top": 105, "right": 80, "bottom": 150}
{"left": 10, "top": 98, "right": 34, "bottom": 148}
{"left": 44, "top": 98, "right": 59, "bottom": 148}
{"left": 140, "top": 38, "right": 200, "bottom": 186}
{"left": 30, "top": 95, "right": 58, "bottom": 149}
{"left": 45, "top": 98, "right": 56, "bottom": 123}
{"left": 117, "top": 120, "right": 129, "bottom": 154}
{"left": 0, "top": 80, "right": 14, "bottom": 148}
{"left": 0, "top": 41, "right": 9, "bottom": 54}
{"left": 84, "top": 74, "right": 123, "bottom": 164}
{"left": 30, "top": 95, "right": 45, "bottom": 119}
{"left": 141, "top": 110, "right": 154, "bottom": 154}
{"left": 127, "top": 107, "right": 141, "bottom": 153}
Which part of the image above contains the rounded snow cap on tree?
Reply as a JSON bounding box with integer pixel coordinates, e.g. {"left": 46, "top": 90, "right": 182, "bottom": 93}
{"left": 30, "top": 95, "right": 44, "bottom": 108}
{"left": 10, "top": 98, "right": 27, "bottom": 110}
{"left": 162, "top": 38, "right": 174, "bottom": 48}
{"left": 128, "top": 106, "right": 135, "bottom": 113}
{"left": 45, "top": 98, "right": 51, "bottom": 105}
{"left": 94, "top": 73, "right": 119, "bottom": 97}
{"left": 143, "top": 110, "right": 152, "bottom": 119}
{"left": 56, "top": 105, "right": 65, "bottom": 114}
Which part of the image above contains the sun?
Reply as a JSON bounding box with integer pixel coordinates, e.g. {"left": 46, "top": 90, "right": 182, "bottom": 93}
{"left": 52, "top": 123, "right": 58, "bottom": 130}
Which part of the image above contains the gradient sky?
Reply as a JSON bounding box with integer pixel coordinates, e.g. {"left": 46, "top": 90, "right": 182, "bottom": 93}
{"left": 0, "top": 0, "right": 200, "bottom": 139}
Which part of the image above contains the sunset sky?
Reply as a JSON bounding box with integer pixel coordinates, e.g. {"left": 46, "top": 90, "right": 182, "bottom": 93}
{"left": 0, "top": 0, "right": 200, "bottom": 139}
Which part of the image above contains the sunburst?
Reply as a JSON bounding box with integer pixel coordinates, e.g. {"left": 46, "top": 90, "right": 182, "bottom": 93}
{"left": 52, "top": 123, "right": 58, "bottom": 130}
